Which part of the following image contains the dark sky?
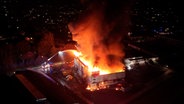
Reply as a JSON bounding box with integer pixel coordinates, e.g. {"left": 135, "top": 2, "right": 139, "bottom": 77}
{"left": 0, "top": 0, "right": 183, "bottom": 37}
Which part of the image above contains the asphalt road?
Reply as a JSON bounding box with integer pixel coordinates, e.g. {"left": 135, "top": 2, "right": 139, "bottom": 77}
{"left": 129, "top": 72, "right": 184, "bottom": 104}
{"left": 0, "top": 74, "right": 37, "bottom": 104}
{"left": 1, "top": 64, "right": 184, "bottom": 104}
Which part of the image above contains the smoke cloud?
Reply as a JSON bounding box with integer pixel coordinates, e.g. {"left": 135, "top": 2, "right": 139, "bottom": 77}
{"left": 69, "top": 0, "right": 133, "bottom": 72}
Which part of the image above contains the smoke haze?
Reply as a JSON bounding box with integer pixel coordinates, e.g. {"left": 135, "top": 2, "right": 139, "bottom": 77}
{"left": 69, "top": 0, "right": 134, "bottom": 72}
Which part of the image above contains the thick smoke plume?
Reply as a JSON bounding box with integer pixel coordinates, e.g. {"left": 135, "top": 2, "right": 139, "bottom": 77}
{"left": 69, "top": 0, "right": 133, "bottom": 72}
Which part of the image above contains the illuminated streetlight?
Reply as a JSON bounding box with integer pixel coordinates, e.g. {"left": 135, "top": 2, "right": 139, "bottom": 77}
{"left": 47, "top": 51, "right": 62, "bottom": 61}
{"left": 41, "top": 51, "right": 62, "bottom": 66}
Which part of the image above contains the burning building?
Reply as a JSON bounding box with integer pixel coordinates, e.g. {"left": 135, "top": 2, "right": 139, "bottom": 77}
{"left": 86, "top": 72, "right": 125, "bottom": 91}
{"left": 73, "top": 53, "right": 126, "bottom": 91}
{"left": 40, "top": 0, "right": 135, "bottom": 92}
{"left": 40, "top": 49, "right": 126, "bottom": 91}
{"left": 66, "top": 0, "right": 132, "bottom": 91}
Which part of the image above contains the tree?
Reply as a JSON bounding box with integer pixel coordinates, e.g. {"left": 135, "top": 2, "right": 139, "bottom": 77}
{"left": 37, "top": 31, "right": 57, "bottom": 58}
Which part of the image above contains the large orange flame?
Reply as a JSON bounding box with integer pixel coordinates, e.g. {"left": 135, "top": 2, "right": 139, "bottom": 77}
{"left": 73, "top": 48, "right": 125, "bottom": 76}
{"left": 68, "top": 1, "right": 126, "bottom": 76}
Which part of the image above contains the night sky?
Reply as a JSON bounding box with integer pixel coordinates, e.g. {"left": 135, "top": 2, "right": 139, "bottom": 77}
{"left": 0, "top": 0, "right": 83, "bottom": 38}
{"left": 0, "top": 0, "right": 183, "bottom": 38}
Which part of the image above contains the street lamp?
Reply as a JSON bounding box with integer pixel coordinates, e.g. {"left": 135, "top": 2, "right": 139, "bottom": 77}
{"left": 47, "top": 51, "right": 62, "bottom": 61}
{"left": 41, "top": 51, "right": 62, "bottom": 66}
